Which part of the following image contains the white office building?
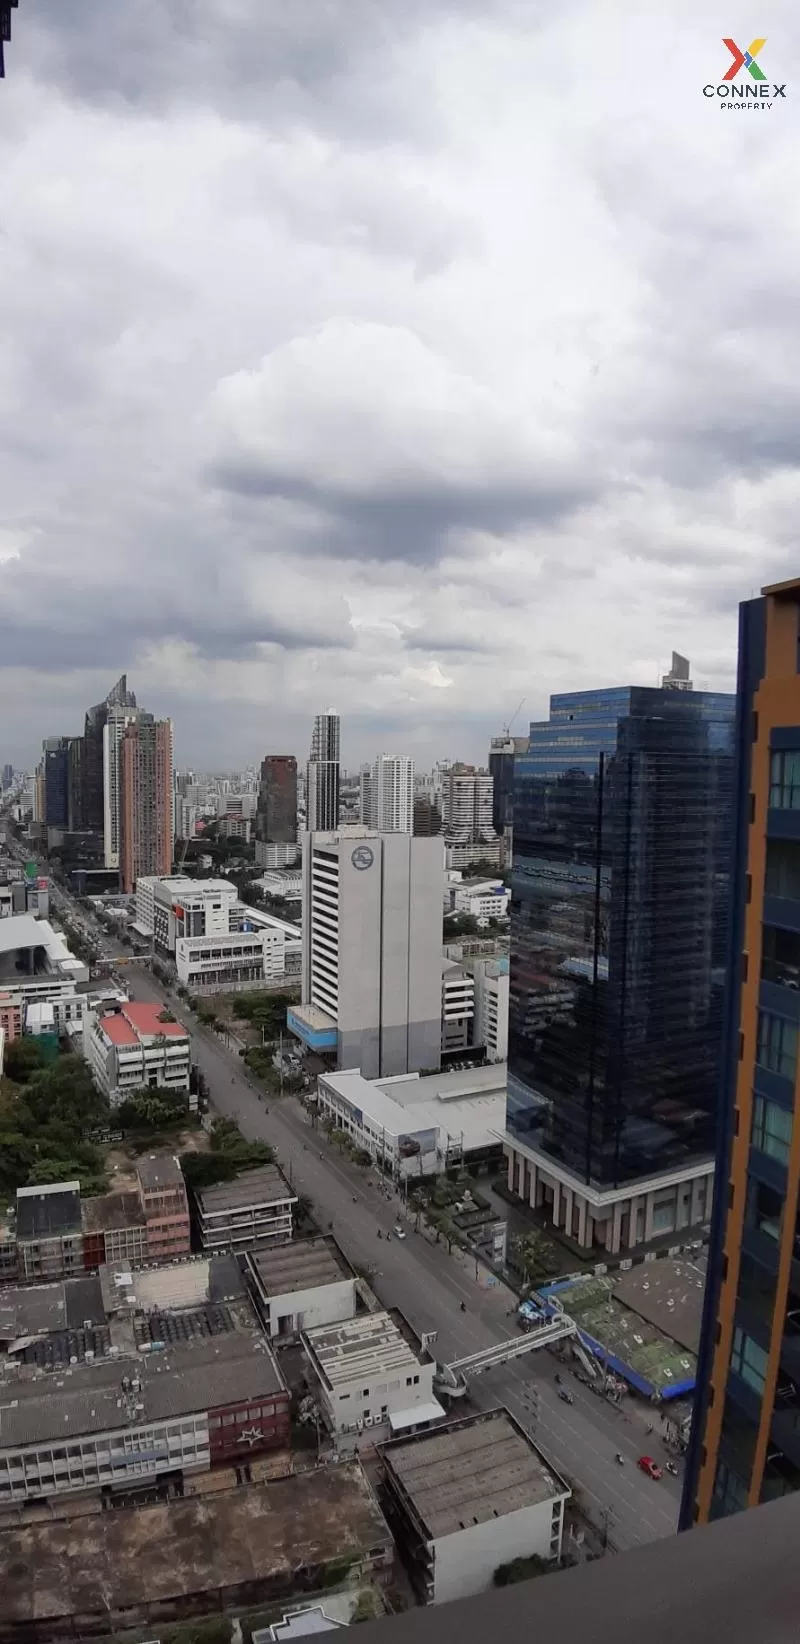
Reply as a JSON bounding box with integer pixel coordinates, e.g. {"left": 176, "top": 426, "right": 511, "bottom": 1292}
{"left": 359, "top": 755, "right": 415, "bottom": 834}
{"left": 445, "top": 876, "right": 510, "bottom": 924}
{"left": 301, "top": 1311, "right": 442, "bottom": 1439}
{"left": 289, "top": 830, "right": 443, "bottom": 1079}
{"left": 381, "top": 1409, "right": 570, "bottom": 1606}
{"left": 244, "top": 1238, "right": 357, "bottom": 1342}
{"left": 133, "top": 876, "right": 238, "bottom": 951}
{"left": 441, "top": 962, "right": 475, "bottom": 1055}
{"left": 103, "top": 703, "right": 140, "bottom": 869}
{"left": 469, "top": 957, "right": 509, "bottom": 1063}
{"left": 316, "top": 1063, "right": 507, "bottom": 1178}
{"left": 175, "top": 926, "right": 288, "bottom": 992}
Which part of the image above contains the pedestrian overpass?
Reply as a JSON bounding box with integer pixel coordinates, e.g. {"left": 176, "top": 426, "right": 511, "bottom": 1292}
{"left": 434, "top": 1310, "right": 578, "bottom": 1399}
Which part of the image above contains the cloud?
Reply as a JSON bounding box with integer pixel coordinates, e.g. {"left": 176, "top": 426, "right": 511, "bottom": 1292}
{"left": 1, "top": 1, "right": 798, "bottom": 769}
{"left": 206, "top": 319, "right": 594, "bottom": 561}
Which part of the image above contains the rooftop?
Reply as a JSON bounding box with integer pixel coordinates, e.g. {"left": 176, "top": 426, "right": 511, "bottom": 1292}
{"left": 0, "top": 915, "right": 82, "bottom": 980}
{"left": 0, "top": 1331, "right": 284, "bottom": 1451}
{"left": 15, "top": 1181, "right": 82, "bottom": 1241}
{"left": 153, "top": 876, "right": 237, "bottom": 900}
{"left": 196, "top": 1165, "right": 295, "bottom": 1216}
{"left": 319, "top": 1065, "right": 507, "bottom": 1157}
{"left": 382, "top": 1409, "right": 569, "bottom": 1539}
{"left": 246, "top": 1238, "right": 352, "bottom": 1298}
{"left": 81, "top": 1188, "right": 143, "bottom": 1235}
{"left": 2, "top": 1465, "right": 390, "bottom": 1625}
{"left": 539, "top": 1273, "right": 697, "bottom": 1398}
{"left": 136, "top": 1151, "right": 186, "bottom": 1193}
{"left": 0, "top": 1276, "right": 105, "bottom": 1345}
{"left": 98, "top": 1001, "right": 188, "bottom": 1047}
{"left": 613, "top": 1255, "right": 707, "bottom": 1356}
{"left": 100, "top": 1253, "right": 247, "bottom": 1317}
{"left": 304, "top": 1311, "right": 424, "bottom": 1393}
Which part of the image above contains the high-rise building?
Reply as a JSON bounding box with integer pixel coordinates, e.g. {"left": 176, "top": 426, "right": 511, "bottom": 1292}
{"left": 306, "top": 711, "right": 340, "bottom": 832}
{"left": 413, "top": 796, "right": 442, "bottom": 837}
{"left": 41, "top": 737, "right": 71, "bottom": 830}
{"left": 288, "top": 830, "right": 443, "bottom": 1079}
{"left": 1, "top": 765, "right": 13, "bottom": 791}
{"left": 104, "top": 703, "right": 140, "bottom": 868}
{"left": 684, "top": 579, "right": 800, "bottom": 1526}
{"left": 83, "top": 675, "right": 136, "bottom": 836}
{"left": 504, "top": 667, "right": 735, "bottom": 1253}
{"left": 255, "top": 756, "right": 298, "bottom": 868}
{"left": 119, "top": 715, "right": 174, "bottom": 893}
{"left": 489, "top": 733, "right": 528, "bottom": 836}
{"left": 443, "top": 765, "right": 495, "bottom": 843}
{"left": 359, "top": 754, "right": 414, "bottom": 834}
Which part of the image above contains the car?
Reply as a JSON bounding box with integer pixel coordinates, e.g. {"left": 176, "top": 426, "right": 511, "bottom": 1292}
{"left": 393, "top": 1225, "right": 406, "bottom": 1239}
{"left": 637, "top": 1455, "right": 663, "bottom": 1480}
{"left": 557, "top": 1387, "right": 574, "bottom": 1404}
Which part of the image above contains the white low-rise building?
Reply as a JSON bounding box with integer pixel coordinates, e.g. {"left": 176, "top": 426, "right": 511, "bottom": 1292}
{"left": 469, "top": 956, "right": 509, "bottom": 1063}
{"left": 175, "top": 927, "right": 287, "bottom": 993}
{"left": 244, "top": 1237, "right": 357, "bottom": 1341}
{"left": 255, "top": 871, "right": 302, "bottom": 901}
{"left": 83, "top": 1000, "right": 192, "bottom": 1105}
{"left": 317, "top": 1063, "right": 507, "bottom": 1178}
{"left": 302, "top": 1311, "right": 442, "bottom": 1439}
{"left": 441, "top": 962, "right": 474, "bottom": 1055}
{"left": 380, "top": 1408, "right": 570, "bottom": 1605}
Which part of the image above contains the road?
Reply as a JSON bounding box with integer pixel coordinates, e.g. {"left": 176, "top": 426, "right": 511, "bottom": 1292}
{"left": 125, "top": 961, "right": 681, "bottom": 1554}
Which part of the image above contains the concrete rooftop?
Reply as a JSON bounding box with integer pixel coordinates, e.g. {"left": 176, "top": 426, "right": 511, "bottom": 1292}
{"left": 382, "top": 1409, "right": 569, "bottom": 1540}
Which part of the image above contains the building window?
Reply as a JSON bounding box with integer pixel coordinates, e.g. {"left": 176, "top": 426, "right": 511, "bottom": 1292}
{"left": 769, "top": 750, "right": 800, "bottom": 810}
{"left": 762, "top": 925, "right": 800, "bottom": 990}
{"left": 751, "top": 1094, "right": 793, "bottom": 1166}
{"left": 711, "top": 1459, "right": 749, "bottom": 1519}
{"left": 756, "top": 1011, "right": 798, "bottom": 1081}
{"left": 746, "top": 1176, "right": 783, "bottom": 1243}
{"left": 730, "top": 1326, "right": 768, "bottom": 1395}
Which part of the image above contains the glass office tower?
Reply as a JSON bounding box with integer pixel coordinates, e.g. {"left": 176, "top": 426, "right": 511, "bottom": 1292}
{"left": 507, "top": 679, "right": 735, "bottom": 1208}
{"left": 685, "top": 578, "right": 800, "bottom": 1526}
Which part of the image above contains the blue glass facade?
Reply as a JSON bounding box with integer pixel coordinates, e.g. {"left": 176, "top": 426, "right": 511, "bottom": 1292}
{"left": 507, "top": 684, "right": 735, "bottom": 1189}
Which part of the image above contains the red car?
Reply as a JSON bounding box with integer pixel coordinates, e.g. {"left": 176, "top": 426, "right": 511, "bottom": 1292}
{"left": 638, "top": 1455, "right": 663, "bottom": 1480}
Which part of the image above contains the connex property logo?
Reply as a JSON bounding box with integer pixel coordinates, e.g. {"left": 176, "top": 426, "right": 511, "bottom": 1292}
{"left": 703, "top": 37, "right": 787, "bottom": 108}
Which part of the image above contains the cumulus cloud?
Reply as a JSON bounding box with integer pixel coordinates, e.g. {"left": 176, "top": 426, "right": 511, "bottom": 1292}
{"left": 0, "top": 0, "right": 798, "bottom": 768}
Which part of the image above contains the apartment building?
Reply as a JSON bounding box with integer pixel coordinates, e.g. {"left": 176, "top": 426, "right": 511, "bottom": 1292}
{"left": 443, "top": 766, "right": 495, "bottom": 844}
{"left": 359, "top": 755, "right": 415, "bottom": 834}
{"left": 83, "top": 1000, "right": 191, "bottom": 1105}
{"left": 306, "top": 713, "right": 340, "bottom": 832}
{"left": 119, "top": 714, "right": 174, "bottom": 893}
{"left": 441, "top": 962, "right": 475, "bottom": 1055}
{"left": 136, "top": 1153, "right": 191, "bottom": 1263}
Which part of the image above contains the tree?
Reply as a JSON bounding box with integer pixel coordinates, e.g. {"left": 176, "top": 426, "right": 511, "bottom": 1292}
{"left": 117, "top": 1088, "right": 191, "bottom": 1133}
{"left": 493, "top": 1554, "right": 551, "bottom": 1586}
{"left": 2, "top": 1036, "right": 47, "bottom": 1085}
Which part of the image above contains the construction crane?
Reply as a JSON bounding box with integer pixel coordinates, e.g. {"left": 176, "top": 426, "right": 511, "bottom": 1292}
{"left": 501, "top": 696, "right": 527, "bottom": 738}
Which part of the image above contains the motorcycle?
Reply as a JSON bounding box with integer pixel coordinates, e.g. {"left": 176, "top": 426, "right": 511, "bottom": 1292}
{"left": 615, "top": 1453, "right": 625, "bottom": 1466}
{"left": 665, "top": 1461, "right": 679, "bottom": 1477}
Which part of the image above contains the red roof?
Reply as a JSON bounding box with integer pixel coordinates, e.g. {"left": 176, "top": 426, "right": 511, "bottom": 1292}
{"left": 100, "top": 1002, "right": 187, "bottom": 1045}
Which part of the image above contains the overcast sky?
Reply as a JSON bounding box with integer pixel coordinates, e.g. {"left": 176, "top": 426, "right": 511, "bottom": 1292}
{"left": 1, "top": 2, "right": 798, "bottom": 773}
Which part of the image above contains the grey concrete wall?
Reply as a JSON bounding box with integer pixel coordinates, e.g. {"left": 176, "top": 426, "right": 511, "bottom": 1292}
{"left": 407, "top": 835, "right": 446, "bottom": 1072}
{"left": 338, "top": 837, "right": 383, "bottom": 1078}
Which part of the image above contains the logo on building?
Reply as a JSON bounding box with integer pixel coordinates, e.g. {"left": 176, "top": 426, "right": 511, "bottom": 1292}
{"left": 722, "top": 37, "right": 766, "bottom": 79}
{"left": 703, "top": 36, "right": 786, "bottom": 105}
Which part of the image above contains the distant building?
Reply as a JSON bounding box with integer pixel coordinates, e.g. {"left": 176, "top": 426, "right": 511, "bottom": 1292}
{"left": 83, "top": 999, "right": 191, "bottom": 1106}
{"left": 119, "top": 714, "right": 174, "bottom": 891}
{"left": 441, "top": 961, "right": 474, "bottom": 1056}
{"left": 469, "top": 956, "right": 509, "bottom": 1063}
{"left": 444, "top": 875, "right": 510, "bottom": 925}
{"left": 307, "top": 712, "right": 340, "bottom": 832}
{"left": 176, "top": 926, "right": 289, "bottom": 993}
{"left": 134, "top": 874, "right": 237, "bottom": 950}
{"left": 103, "top": 701, "right": 140, "bottom": 868}
{"left": 379, "top": 1408, "right": 570, "bottom": 1605}
{"left": 290, "top": 830, "right": 443, "bottom": 1078}
{"left": 195, "top": 1165, "right": 297, "bottom": 1255}
{"left": 444, "top": 839, "right": 502, "bottom": 872}
{"left": 413, "top": 796, "right": 442, "bottom": 837}
{"left": 316, "top": 1063, "right": 507, "bottom": 1179}
{"left": 255, "top": 755, "right": 298, "bottom": 868}
{"left": 443, "top": 765, "right": 495, "bottom": 844}
{"left": 359, "top": 755, "right": 415, "bottom": 834}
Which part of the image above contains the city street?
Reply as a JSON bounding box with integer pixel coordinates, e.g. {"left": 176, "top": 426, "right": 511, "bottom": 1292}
{"left": 125, "top": 960, "right": 682, "bottom": 1554}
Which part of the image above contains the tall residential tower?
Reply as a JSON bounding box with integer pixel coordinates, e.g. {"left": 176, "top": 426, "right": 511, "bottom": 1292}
{"left": 684, "top": 580, "right": 800, "bottom": 1524}
{"left": 306, "top": 711, "right": 340, "bottom": 832}
{"left": 119, "top": 714, "right": 174, "bottom": 893}
{"left": 359, "top": 754, "right": 415, "bottom": 834}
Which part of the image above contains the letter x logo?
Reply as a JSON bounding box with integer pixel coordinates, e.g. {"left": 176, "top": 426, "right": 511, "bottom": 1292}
{"left": 722, "top": 37, "right": 767, "bottom": 80}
